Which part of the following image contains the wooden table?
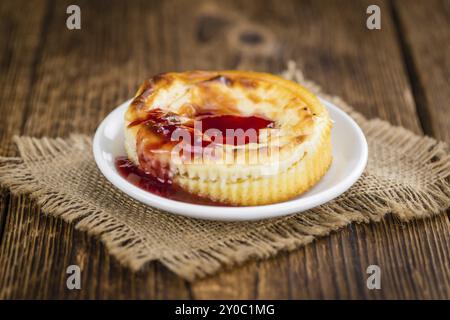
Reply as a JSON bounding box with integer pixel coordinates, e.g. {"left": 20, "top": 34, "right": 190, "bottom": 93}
{"left": 0, "top": 0, "right": 448, "bottom": 299}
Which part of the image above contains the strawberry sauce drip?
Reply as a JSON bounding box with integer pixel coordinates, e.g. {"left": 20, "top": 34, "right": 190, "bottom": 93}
{"left": 115, "top": 156, "right": 229, "bottom": 206}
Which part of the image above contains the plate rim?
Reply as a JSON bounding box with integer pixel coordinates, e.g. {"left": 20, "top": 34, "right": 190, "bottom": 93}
{"left": 93, "top": 98, "right": 368, "bottom": 221}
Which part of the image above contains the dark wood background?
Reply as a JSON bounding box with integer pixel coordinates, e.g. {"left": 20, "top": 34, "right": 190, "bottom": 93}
{"left": 0, "top": 0, "right": 449, "bottom": 299}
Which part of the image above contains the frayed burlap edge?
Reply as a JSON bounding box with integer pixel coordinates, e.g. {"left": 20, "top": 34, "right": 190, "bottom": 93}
{"left": 0, "top": 136, "right": 155, "bottom": 269}
{"left": 0, "top": 62, "right": 449, "bottom": 280}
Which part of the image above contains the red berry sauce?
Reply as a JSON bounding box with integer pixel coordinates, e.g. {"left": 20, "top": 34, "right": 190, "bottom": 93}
{"left": 115, "top": 156, "right": 230, "bottom": 206}
{"left": 119, "top": 109, "right": 274, "bottom": 205}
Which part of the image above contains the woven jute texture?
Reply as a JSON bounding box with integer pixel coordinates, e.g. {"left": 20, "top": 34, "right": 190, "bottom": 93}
{"left": 1, "top": 63, "right": 449, "bottom": 280}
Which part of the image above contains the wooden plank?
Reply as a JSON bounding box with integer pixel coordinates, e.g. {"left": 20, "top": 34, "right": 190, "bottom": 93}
{"left": 392, "top": 0, "right": 450, "bottom": 142}
{"left": 0, "top": 0, "right": 49, "bottom": 297}
{"left": 0, "top": 0, "right": 49, "bottom": 283}
{"left": 0, "top": 196, "right": 190, "bottom": 299}
{"left": 193, "top": 215, "right": 450, "bottom": 299}
{"left": 0, "top": 0, "right": 48, "bottom": 156}
{"left": 191, "top": 0, "right": 448, "bottom": 299}
{"left": 0, "top": 0, "right": 191, "bottom": 299}
{"left": 389, "top": 0, "right": 450, "bottom": 298}
{"left": 0, "top": 0, "right": 448, "bottom": 299}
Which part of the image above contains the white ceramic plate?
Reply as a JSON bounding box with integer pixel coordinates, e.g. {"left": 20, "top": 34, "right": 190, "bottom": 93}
{"left": 93, "top": 98, "right": 368, "bottom": 221}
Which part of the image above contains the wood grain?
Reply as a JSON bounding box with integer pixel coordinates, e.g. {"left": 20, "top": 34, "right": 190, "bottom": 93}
{"left": 0, "top": 0, "right": 48, "bottom": 279}
{"left": 392, "top": 0, "right": 450, "bottom": 142}
{"left": 0, "top": 0, "right": 448, "bottom": 299}
{"left": 0, "top": 1, "right": 48, "bottom": 156}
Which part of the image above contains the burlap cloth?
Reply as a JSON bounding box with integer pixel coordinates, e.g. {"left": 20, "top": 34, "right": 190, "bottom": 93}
{"left": 1, "top": 63, "right": 449, "bottom": 280}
